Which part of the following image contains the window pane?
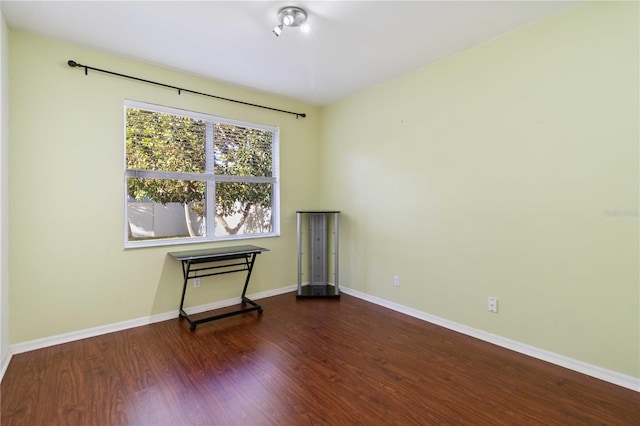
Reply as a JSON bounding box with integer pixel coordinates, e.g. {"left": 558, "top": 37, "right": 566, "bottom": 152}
{"left": 126, "top": 108, "right": 206, "bottom": 173}
{"left": 214, "top": 123, "right": 272, "bottom": 177}
{"left": 127, "top": 177, "right": 206, "bottom": 241}
{"left": 215, "top": 182, "right": 272, "bottom": 236}
{"left": 124, "top": 101, "right": 279, "bottom": 247}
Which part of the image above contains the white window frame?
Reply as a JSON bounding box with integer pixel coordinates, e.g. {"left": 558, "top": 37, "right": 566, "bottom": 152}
{"left": 124, "top": 100, "right": 280, "bottom": 248}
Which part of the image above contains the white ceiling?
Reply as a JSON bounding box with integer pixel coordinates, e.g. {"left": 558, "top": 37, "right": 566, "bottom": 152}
{"left": 1, "top": 1, "right": 580, "bottom": 106}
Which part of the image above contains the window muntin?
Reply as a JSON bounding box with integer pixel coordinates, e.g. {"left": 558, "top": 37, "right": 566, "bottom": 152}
{"left": 124, "top": 100, "right": 279, "bottom": 247}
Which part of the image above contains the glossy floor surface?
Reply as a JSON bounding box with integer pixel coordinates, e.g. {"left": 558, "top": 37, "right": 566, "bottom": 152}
{"left": 2, "top": 293, "right": 639, "bottom": 425}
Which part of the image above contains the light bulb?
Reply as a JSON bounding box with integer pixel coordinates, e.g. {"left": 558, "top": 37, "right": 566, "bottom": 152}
{"left": 282, "top": 14, "right": 295, "bottom": 26}
{"left": 272, "top": 24, "right": 283, "bottom": 36}
{"left": 300, "top": 23, "right": 310, "bottom": 33}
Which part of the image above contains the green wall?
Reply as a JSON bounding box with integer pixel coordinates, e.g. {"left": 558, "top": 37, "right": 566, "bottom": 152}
{"left": 1, "top": 11, "right": 9, "bottom": 371}
{"left": 319, "top": 2, "right": 639, "bottom": 377}
{"left": 8, "top": 32, "right": 321, "bottom": 342}
{"left": 7, "top": 1, "right": 639, "bottom": 380}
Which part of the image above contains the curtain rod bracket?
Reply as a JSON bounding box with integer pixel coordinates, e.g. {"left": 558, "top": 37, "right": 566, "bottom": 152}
{"left": 66, "top": 59, "right": 306, "bottom": 119}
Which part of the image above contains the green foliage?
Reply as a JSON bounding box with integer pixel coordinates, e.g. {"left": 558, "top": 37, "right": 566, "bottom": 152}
{"left": 126, "top": 107, "right": 274, "bottom": 234}
{"left": 126, "top": 108, "right": 206, "bottom": 207}
{"left": 213, "top": 123, "right": 272, "bottom": 219}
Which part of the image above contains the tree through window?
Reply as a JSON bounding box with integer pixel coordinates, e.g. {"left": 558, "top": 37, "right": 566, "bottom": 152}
{"left": 124, "top": 100, "right": 279, "bottom": 247}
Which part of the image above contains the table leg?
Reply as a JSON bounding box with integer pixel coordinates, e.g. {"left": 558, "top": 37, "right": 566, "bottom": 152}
{"left": 178, "top": 261, "right": 190, "bottom": 317}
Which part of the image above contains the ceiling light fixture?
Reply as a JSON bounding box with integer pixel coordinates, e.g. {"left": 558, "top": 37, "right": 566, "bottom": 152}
{"left": 272, "top": 6, "right": 309, "bottom": 37}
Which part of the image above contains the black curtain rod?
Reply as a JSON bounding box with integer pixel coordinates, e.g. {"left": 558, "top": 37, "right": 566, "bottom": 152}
{"left": 67, "top": 60, "right": 306, "bottom": 119}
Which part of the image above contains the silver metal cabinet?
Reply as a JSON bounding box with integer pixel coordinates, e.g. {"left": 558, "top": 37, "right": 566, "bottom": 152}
{"left": 296, "top": 211, "right": 341, "bottom": 298}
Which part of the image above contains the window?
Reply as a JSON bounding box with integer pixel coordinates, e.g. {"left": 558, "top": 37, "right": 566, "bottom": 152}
{"left": 124, "top": 100, "right": 279, "bottom": 247}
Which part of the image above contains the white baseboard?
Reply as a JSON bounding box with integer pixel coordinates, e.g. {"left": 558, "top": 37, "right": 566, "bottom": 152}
{"left": 6, "top": 284, "right": 638, "bottom": 392}
{"left": 9, "top": 285, "right": 297, "bottom": 356}
{"left": 340, "top": 286, "right": 640, "bottom": 392}
{"left": 183, "top": 284, "right": 297, "bottom": 315}
{"left": 9, "top": 310, "right": 176, "bottom": 355}
{"left": 1, "top": 348, "right": 11, "bottom": 379}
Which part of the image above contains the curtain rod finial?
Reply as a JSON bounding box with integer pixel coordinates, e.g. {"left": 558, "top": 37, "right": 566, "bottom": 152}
{"left": 68, "top": 60, "right": 78, "bottom": 68}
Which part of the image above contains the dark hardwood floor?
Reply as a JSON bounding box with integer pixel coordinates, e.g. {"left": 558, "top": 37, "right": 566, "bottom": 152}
{"left": 2, "top": 292, "right": 638, "bottom": 425}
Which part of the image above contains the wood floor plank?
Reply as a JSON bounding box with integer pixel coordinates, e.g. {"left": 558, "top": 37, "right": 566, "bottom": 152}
{"left": 2, "top": 293, "right": 638, "bottom": 425}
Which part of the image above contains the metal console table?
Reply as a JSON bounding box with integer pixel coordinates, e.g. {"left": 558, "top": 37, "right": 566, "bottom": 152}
{"left": 169, "top": 245, "right": 269, "bottom": 330}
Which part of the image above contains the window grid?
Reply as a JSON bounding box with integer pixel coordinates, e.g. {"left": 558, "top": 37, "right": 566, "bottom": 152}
{"left": 124, "top": 100, "right": 279, "bottom": 248}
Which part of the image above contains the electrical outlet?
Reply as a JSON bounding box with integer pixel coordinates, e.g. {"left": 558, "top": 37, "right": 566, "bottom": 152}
{"left": 393, "top": 275, "right": 400, "bottom": 287}
{"left": 194, "top": 278, "right": 201, "bottom": 288}
{"left": 488, "top": 297, "right": 498, "bottom": 313}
